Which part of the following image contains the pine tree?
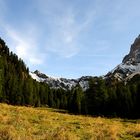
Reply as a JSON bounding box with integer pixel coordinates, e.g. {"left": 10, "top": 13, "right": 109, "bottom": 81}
{"left": 0, "top": 58, "right": 4, "bottom": 101}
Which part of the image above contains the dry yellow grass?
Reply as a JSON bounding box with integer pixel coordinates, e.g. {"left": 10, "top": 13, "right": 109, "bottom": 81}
{"left": 0, "top": 103, "right": 140, "bottom": 140}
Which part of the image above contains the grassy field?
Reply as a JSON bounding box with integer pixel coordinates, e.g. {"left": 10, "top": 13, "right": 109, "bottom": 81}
{"left": 0, "top": 104, "right": 140, "bottom": 140}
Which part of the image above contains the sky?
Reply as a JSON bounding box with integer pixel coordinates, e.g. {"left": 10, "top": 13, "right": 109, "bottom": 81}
{"left": 0, "top": 0, "right": 140, "bottom": 78}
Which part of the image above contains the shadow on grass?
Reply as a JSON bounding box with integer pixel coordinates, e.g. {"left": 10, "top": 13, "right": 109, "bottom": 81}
{"left": 50, "top": 108, "right": 69, "bottom": 114}
{"left": 121, "top": 119, "right": 140, "bottom": 124}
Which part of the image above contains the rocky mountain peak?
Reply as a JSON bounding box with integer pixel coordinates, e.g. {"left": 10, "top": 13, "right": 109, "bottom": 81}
{"left": 34, "top": 70, "right": 48, "bottom": 79}
{"left": 123, "top": 35, "right": 140, "bottom": 64}
{"left": 30, "top": 70, "right": 91, "bottom": 91}
{"left": 30, "top": 35, "right": 140, "bottom": 88}
{"left": 106, "top": 35, "right": 140, "bottom": 81}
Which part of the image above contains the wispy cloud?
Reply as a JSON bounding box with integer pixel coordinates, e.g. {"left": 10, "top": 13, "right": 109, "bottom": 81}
{"left": 5, "top": 26, "right": 46, "bottom": 65}
{"left": 1, "top": 0, "right": 140, "bottom": 77}
{"left": 0, "top": 0, "right": 44, "bottom": 65}
{"left": 0, "top": 0, "right": 46, "bottom": 66}
{"left": 37, "top": 0, "right": 95, "bottom": 58}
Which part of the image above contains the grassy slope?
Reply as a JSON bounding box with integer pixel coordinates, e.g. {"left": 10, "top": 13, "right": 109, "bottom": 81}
{"left": 0, "top": 104, "right": 140, "bottom": 140}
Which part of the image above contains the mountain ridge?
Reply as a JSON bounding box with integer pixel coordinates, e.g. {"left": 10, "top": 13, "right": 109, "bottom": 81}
{"left": 106, "top": 34, "right": 140, "bottom": 81}
{"left": 30, "top": 70, "right": 91, "bottom": 91}
{"left": 2, "top": 36, "right": 140, "bottom": 118}
{"left": 30, "top": 35, "right": 140, "bottom": 89}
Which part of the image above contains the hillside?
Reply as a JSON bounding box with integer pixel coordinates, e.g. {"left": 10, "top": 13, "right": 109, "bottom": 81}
{"left": 30, "top": 34, "right": 140, "bottom": 85}
{"left": 2, "top": 36, "right": 140, "bottom": 118}
{"left": 30, "top": 70, "right": 90, "bottom": 91}
{"left": 0, "top": 103, "right": 140, "bottom": 140}
{"left": 106, "top": 35, "right": 140, "bottom": 81}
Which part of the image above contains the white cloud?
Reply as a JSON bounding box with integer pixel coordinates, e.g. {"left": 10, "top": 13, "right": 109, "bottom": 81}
{"left": 29, "top": 58, "right": 43, "bottom": 65}
{"left": 37, "top": 0, "right": 95, "bottom": 58}
{"left": 0, "top": 0, "right": 45, "bottom": 66}
{"left": 5, "top": 26, "right": 45, "bottom": 65}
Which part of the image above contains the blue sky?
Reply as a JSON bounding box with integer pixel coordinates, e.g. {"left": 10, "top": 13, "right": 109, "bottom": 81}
{"left": 0, "top": 0, "right": 140, "bottom": 78}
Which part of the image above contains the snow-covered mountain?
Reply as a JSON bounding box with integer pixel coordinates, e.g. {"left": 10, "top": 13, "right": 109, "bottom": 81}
{"left": 106, "top": 35, "right": 140, "bottom": 81}
{"left": 30, "top": 35, "right": 140, "bottom": 89}
{"left": 30, "top": 70, "right": 91, "bottom": 91}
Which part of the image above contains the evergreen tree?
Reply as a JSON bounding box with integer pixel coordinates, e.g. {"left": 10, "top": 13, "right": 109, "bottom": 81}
{"left": 0, "top": 58, "right": 4, "bottom": 101}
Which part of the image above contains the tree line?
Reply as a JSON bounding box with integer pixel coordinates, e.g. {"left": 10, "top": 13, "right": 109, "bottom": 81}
{"left": 0, "top": 38, "right": 140, "bottom": 118}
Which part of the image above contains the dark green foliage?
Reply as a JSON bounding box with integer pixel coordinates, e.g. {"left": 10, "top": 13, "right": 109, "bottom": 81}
{"left": 68, "top": 86, "right": 84, "bottom": 114}
{"left": 85, "top": 77, "right": 108, "bottom": 115}
{"left": 0, "top": 58, "right": 4, "bottom": 101}
{"left": 1, "top": 37, "right": 140, "bottom": 118}
{"left": 83, "top": 76, "right": 140, "bottom": 118}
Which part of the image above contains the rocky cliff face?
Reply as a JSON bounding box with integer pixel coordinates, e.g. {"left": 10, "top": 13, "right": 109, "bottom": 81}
{"left": 123, "top": 35, "right": 140, "bottom": 64}
{"left": 107, "top": 35, "right": 140, "bottom": 81}
{"left": 30, "top": 35, "right": 140, "bottom": 89}
{"left": 30, "top": 70, "right": 91, "bottom": 91}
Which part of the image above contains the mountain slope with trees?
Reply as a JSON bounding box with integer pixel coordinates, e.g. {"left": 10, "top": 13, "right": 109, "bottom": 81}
{"left": 1, "top": 37, "right": 140, "bottom": 118}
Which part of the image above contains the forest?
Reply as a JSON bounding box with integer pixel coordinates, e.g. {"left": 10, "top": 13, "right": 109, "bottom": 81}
{"left": 0, "top": 38, "right": 140, "bottom": 119}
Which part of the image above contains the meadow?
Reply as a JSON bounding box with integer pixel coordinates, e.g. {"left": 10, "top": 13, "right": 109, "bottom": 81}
{"left": 0, "top": 103, "right": 140, "bottom": 140}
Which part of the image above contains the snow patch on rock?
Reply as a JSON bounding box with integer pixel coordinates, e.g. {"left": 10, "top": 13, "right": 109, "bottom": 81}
{"left": 29, "top": 71, "right": 91, "bottom": 91}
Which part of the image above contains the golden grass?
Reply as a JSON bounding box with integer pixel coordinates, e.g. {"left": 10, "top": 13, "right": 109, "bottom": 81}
{"left": 0, "top": 103, "right": 140, "bottom": 140}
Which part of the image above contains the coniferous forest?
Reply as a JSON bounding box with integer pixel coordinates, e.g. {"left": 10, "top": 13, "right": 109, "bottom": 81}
{"left": 1, "top": 38, "right": 140, "bottom": 119}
